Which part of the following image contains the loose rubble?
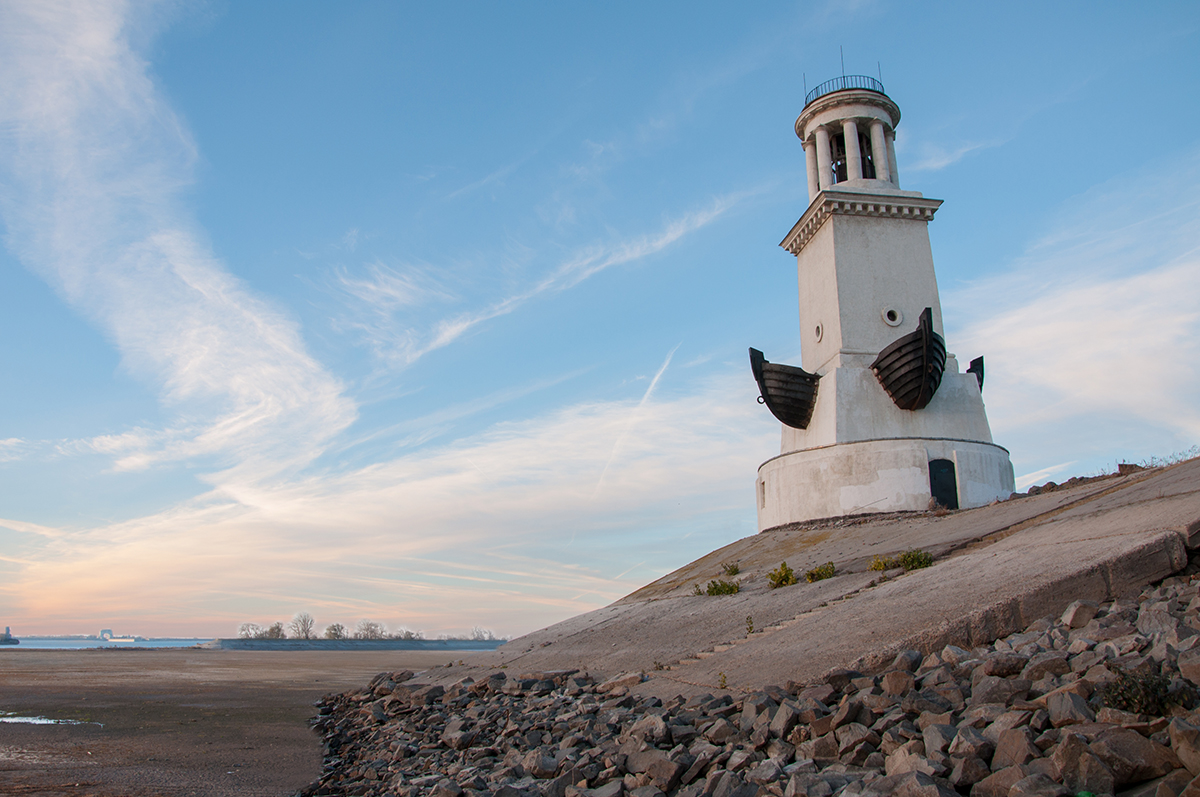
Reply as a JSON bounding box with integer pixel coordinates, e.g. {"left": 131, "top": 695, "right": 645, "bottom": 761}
{"left": 301, "top": 573, "right": 1200, "bottom": 797}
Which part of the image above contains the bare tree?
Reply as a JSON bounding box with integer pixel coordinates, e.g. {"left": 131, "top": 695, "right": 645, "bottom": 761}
{"left": 289, "top": 612, "right": 316, "bottom": 640}
{"left": 262, "top": 621, "right": 287, "bottom": 639}
{"left": 323, "top": 623, "right": 348, "bottom": 640}
{"left": 470, "top": 626, "right": 496, "bottom": 641}
{"left": 238, "top": 622, "right": 262, "bottom": 639}
{"left": 353, "top": 619, "right": 387, "bottom": 640}
{"left": 392, "top": 628, "right": 423, "bottom": 640}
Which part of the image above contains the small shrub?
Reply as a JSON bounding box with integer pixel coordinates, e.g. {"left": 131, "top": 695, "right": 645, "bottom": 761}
{"left": 897, "top": 549, "right": 935, "bottom": 570}
{"left": 870, "top": 550, "right": 934, "bottom": 572}
{"left": 706, "top": 579, "right": 740, "bottom": 596}
{"left": 745, "top": 615, "right": 754, "bottom": 635}
{"left": 718, "top": 672, "right": 727, "bottom": 689}
{"left": 1100, "top": 667, "right": 1173, "bottom": 716}
{"left": 653, "top": 661, "right": 665, "bottom": 671}
{"left": 805, "top": 562, "right": 836, "bottom": 583}
{"left": 720, "top": 561, "right": 741, "bottom": 576}
{"left": 869, "top": 555, "right": 893, "bottom": 572}
{"left": 767, "top": 561, "right": 799, "bottom": 589}
{"left": 692, "top": 583, "right": 704, "bottom": 596}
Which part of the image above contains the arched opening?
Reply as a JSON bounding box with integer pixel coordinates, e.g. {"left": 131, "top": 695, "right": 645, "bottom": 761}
{"left": 928, "top": 459, "right": 959, "bottom": 510}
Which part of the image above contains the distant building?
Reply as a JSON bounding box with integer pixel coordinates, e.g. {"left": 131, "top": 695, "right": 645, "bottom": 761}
{"left": 100, "top": 629, "right": 114, "bottom": 640}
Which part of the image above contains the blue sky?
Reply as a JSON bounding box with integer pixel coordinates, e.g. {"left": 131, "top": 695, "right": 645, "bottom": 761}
{"left": 1, "top": 1, "right": 1198, "bottom": 638}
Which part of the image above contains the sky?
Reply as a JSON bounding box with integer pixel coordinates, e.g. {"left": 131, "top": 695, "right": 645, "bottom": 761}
{"left": 0, "top": 1, "right": 1198, "bottom": 639}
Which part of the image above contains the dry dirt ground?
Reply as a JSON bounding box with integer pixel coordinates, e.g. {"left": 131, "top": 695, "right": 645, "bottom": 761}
{"left": 0, "top": 649, "right": 483, "bottom": 797}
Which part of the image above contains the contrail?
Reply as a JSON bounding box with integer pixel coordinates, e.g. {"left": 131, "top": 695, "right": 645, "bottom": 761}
{"left": 591, "top": 343, "right": 681, "bottom": 499}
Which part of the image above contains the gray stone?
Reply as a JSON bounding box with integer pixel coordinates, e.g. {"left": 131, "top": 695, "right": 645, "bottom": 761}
{"left": 590, "top": 783, "right": 624, "bottom": 797}
{"left": 1061, "top": 600, "right": 1099, "bottom": 628}
{"left": 921, "top": 724, "right": 957, "bottom": 757}
{"left": 704, "top": 718, "right": 737, "bottom": 744}
{"left": 948, "top": 756, "right": 991, "bottom": 789}
{"left": 947, "top": 726, "right": 993, "bottom": 760}
{"left": 770, "top": 702, "right": 801, "bottom": 739}
{"left": 978, "top": 654, "right": 1029, "bottom": 678}
{"left": 1179, "top": 649, "right": 1200, "bottom": 687}
{"left": 1020, "top": 652, "right": 1071, "bottom": 681}
{"left": 1006, "top": 774, "right": 1069, "bottom": 796}
{"left": 709, "top": 771, "right": 757, "bottom": 797}
{"left": 744, "top": 758, "right": 782, "bottom": 786}
{"left": 784, "top": 773, "right": 832, "bottom": 797}
{"left": 859, "top": 771, "right": 957, "bottom": 797}
{"left": 1090, "top": 726, "right": 1183, "bottom": 787}
{"left": 1171, "top": 717, "right": 1200, "bottom": 775}
{"left": 882, "top": 670, "right": 916, "bottom": 697}
{"left": 1051, "top": 732, "right": 1115, "bottom": 795}
{"left": 885, "top": 747, "right": 944, "bottom": 778}
{"left": 629, "top": 714, "right": 670, "bottom": 745}
{"left": 836, "top": 723, "right": 880, "bottom": 755}
{"left": 970, "top": 676, "right": 1031, "bottom": 707}
{"left": 1044, "top": 690, "right": 1095, "bottom": 728}
{"left": 625, "top": 750, "right": 684, "bottom": 792}
{"left": 981, "top": 710, "right": 1033, "bottom": 745}
{"left": 991, "top": 727, "right": 1041, "bottom": 770}
{"left": 968, "top": 766, "right": 1024, "bottom": 797}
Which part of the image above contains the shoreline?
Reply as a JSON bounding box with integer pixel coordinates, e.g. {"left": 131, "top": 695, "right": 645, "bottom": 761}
{"left": 0, "top": 647, "right": 488, "bottom": 796}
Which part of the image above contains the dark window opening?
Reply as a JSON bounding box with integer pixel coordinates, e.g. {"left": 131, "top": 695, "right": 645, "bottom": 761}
{"left": 831, "top": 132, "right": 847, "bottom": 184}
{"left": 859, "top": 131, "right": 876, "bottom": 179}
{"left": 929, "top": 459, "right": 959, "bottom": 510}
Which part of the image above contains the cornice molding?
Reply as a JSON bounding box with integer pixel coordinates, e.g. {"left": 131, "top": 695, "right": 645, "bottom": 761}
{"left": 779, "top": 191, "right": 944, "bottom": 255}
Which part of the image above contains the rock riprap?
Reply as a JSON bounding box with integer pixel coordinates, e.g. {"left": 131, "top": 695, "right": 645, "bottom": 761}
{"left": 301, "top": 574, "right": 1200, "bottom": 797}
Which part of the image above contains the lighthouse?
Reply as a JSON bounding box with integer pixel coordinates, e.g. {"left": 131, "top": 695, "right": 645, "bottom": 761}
{"left": 750, "top": 75, "right": 1014, "bottom": 528}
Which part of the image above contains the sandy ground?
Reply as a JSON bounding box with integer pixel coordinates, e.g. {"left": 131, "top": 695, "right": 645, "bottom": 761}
{"left": 0, "top": 648, "right": 481, "bottom": 797}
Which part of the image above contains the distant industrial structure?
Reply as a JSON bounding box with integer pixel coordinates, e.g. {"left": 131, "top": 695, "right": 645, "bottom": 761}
{"left": 0, "top": 626, "right": 18, "bottom": 645}
{"left": 751, "top": 75, "right": 1014, "bottom": 528}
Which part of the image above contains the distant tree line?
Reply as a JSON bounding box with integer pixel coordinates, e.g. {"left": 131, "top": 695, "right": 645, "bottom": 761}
{"left": 236, "top": 613, "right": 502, "bottom": 641}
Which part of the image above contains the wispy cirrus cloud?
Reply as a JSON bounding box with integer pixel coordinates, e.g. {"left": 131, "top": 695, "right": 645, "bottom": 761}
{"left": 946, "top": 148, "right": 1200, "bottom": 472}
{"left": 0, "top": 367, "right": 776, "bottom": 637}
{"left": 0, "top": 2, "right": 355, "bottom": 482}
{"left": 337, "top": 193, "right": 743, "bottom": 369}
{"left": 904, "top": 139, "right": 1004, "bottom": 173}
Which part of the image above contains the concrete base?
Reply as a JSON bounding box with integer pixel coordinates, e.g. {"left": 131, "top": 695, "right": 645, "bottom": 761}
{"left": 756, "top": 437, "right": 1015, "bottom": 529}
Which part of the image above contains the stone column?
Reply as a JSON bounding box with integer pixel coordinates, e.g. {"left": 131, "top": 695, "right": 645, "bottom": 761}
{"left": 815, "top": 126, "right": 833, "bottom": 190}
{"left": 869, "top": 121, "right": 890, "bottom": 183}
{"left": 843, "top": 120, "right": 862, "bottom": 181}
{"left": 803, "top": 139, "right": 820, "bottom": 200}
{"left": 886, "top": 130, "right": 900, "bottom": 188}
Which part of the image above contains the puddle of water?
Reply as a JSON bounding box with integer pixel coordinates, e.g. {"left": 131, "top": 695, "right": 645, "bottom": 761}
{"left": 0, "top": 711, "right": 102, "bottom": 726}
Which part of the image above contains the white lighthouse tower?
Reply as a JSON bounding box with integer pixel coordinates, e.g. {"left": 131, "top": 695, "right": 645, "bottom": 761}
{"left": 751, "top": 76, "right": 1014, "bottom": 529}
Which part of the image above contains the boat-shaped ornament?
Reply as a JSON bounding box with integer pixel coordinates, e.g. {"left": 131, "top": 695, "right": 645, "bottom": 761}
{"left": 749, "top": 348, "right": 820, "bottom": 429}
{"left": 870, "top": 307, "right": 946, "bottom": 411}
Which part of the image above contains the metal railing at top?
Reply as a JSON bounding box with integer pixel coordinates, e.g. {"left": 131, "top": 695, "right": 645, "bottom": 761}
{"left": 804, "top": 75, "right": 885, "bottom": 106}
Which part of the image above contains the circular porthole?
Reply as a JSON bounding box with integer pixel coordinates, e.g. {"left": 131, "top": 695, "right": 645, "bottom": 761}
{"left": 814, "top": 323, "right": 823, "bottom": 342}
{"left": 882, "top": 307, "right": 903, "bottom": 327}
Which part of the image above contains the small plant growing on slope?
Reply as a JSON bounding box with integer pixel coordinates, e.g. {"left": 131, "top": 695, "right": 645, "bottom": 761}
{"left": 706, "top": 579, "right": 740, "bottom": 596}
{"left": 745, "top": 615, "right": 754, "bottom": 634}
{"left": 897, "top": 549, "right": 934, "bottom": 570}
{"left": 767, "top": 561, "right": 798, "bottom": 589}
{"left": 805, "top": 562, "right": 836, "bottom": 583}
{"left": 869, "top": 549, "right": 935, "bottom": 572}
{"left": 692, "top": 583, "right": 704, "bottom": 596}
{"left": 720, "top": 561, "right": 740, "bottom": 576}
{"left": 1100, "top": 667, "right": 1175, "bottom": 716}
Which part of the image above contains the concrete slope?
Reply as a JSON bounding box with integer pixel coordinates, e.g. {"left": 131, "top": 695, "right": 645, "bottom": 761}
{"left": 469, "top": 459, "right": 1200, "bottom": 697}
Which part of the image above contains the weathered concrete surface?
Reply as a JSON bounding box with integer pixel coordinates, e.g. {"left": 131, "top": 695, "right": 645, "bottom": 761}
{"left": 466, "top": 459, "right": 1200, "bottom": 697}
